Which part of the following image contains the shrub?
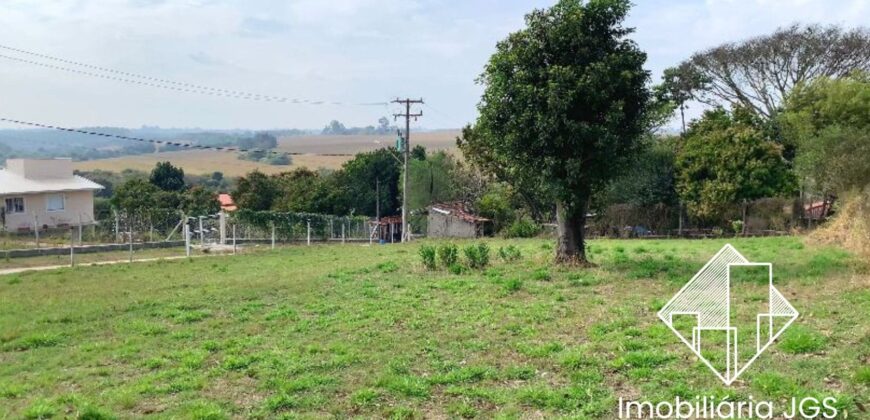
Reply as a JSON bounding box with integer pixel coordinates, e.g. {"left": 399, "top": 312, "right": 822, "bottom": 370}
{"left": 505, "top": 218, "right": 541, "bottom": 238}
{"left": 780, "top": 326, "right": 827, "bottom": 354}
{"left": 463, "top": 243, "right": 490, "bottom": 269}
{"left": 437, "top": 244, "right": 459, "bottom": 268}
{"left": 448, "top": 263, "right": 464, "bottom": 275}
{"left": 731, "top": 220, "right": 744, "bottom": 235}
{"left": 419, "top": 245, "right": 437, "bottom": 270}
{"left": 503, "top": 278, "right": 523, "bottom": 293}
{"left": 532, "top": 268, "right": 551, "bottom": 281}
{"left": 498, "top": 245, "right": 522, "bottom": 262}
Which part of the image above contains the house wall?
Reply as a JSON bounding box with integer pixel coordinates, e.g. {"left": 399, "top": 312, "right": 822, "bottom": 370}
{"left": 427, "top": 213, "right": 477, "bottom": 238}
{"left": 2, "top": 190, "right": 96, "bottom": 231}
{"left": 6, "top": 158, "right": 74, "bottom": 179}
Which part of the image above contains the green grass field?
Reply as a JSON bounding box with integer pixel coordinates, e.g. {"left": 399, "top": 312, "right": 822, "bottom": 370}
{"left": 0, "top": 237, "right": 867, "bottom": 419}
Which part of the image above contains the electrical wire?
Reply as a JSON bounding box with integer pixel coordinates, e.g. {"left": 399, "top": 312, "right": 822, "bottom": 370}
{"left": 0, "top": 45, "right": 388, "bottom": 106}
{"left": 422, "top": 103, "right": 467, "bottom": 128}
{"left": 0, "top": 116, "right": 354, "bottom": 157}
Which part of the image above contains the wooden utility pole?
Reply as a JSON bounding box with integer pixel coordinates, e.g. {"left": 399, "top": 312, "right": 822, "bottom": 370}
{"left": 392, "top": 97, "right": 423, "bottom": 243}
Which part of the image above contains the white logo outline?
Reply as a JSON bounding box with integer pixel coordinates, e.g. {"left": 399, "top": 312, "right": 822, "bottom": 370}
{"left": 657, "top": 244, "right": 799, "bottom": 385}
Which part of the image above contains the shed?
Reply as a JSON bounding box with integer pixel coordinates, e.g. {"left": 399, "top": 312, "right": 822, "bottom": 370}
{"left": 371, "top": 215, "right": 403, "bottom": 243}
{"left": 218, "top": 193, "right": 237, "bottom": 212}
{"left": 426, "top": 202, "right": 490, "bottom": 238}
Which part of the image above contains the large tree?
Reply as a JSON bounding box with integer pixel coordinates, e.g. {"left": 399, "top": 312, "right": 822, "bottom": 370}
{"left": 271, "top": 168, "right": 330, "bottom": 213}
{"left": 682, "top": 24, "right": 870, "bottom": 119}
{"left": 654, "top": 63, "right": 708, "bottom": 134}
{"left": 233, "top": 171, "right": 276, "bottom": 211}
{"left": 676, "top": 108, "right": 795, "bottom": 223}
{"left": 459, "top": 0, "right": 650, "bottom": 264}
{"left": 149, "top": 161, "right": 186, "bottom": 192}
{"left": 330, "top": 149, "right": 402, "bottom": 217}
{"left": 780, "top": 73, "right": 870, "bottom": 197}
{"left": 111, "top": 178, "right": 160, "bottom": 216}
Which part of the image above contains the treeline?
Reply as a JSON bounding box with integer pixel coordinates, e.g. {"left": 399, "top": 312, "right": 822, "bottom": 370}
{"left": 77, "top": 164, "right": 230, "bottom": 217}
{"left": 236, "top": 132, "right": 290, "bottom": 166}
{"left": 321, "top": 117, "right": 397, "bottom": 135}
{"left": 455, "top": 22, "right": 870, "bottom": 237}
{"left": 0, "top": 127, "right": 318, "bottom": 165}
{"left": 232, "top": 148, "right": 404, "bottom": 216}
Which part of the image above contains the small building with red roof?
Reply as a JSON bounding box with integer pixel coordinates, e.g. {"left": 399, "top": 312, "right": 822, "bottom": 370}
{"left": 218, "top": 193, "right": 237, "bottom": 212}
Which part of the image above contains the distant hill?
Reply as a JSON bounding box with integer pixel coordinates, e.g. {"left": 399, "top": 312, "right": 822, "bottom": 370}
{"left": 0, "top": 127, "right": 314, "bottom": 165}
{"left": 73, "top": 130, "right": 462, "bottom": 176}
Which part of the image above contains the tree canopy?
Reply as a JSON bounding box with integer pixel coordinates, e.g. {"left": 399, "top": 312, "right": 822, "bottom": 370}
{"left": 676, "top": 108, "right": 795, "bottom": 222}
{"left": 459, "top": 0, "right": 650, "bottom": 263}
{"left": 149, "top": 161, "right": 185, "bottom": 192}
{"left": 681, "top": 24, "right": 870, "bottom": 119}
{"left": 780, "top": 72, "right": 870, "bottom": 196}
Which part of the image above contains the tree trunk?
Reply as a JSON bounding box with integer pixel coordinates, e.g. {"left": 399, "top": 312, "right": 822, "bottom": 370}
{"left": 555, "top": 201, "right": 591, "bottom": 265}
{"left": 680, "top": 103, "right": 687, "bottom": 135}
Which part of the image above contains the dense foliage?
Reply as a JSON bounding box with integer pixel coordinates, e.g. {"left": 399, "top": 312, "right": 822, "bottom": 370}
{"left": 460, "top": 0, "right": 650, "bottom": 263}
{"left": 780, "top": 73, "right": 870, "bottom": 196}
{"left": 231, "top": 148, "right": 402, "bottom": 217}
{"left": 150, "top": 161, "right": 186, "bottom": 192}
{"left": 110, "top": 162, "right": 220, "bottom": 217}
{"left": 675, "top": 108, "right": 795, "bottom": 222}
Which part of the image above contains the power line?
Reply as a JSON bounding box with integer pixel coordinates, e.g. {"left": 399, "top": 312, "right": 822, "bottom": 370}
{"left": 0, "top": 116, "right": 354, "bottom": 157}
{"left": 422, "top": 103, "right": 467, "bottom": 129}
{"left": 391, "top": 97, "right": 424, "bottom": 243}
{"left": 0, "top": 43, "right": 277, "bottom": 98}
{"left": 0, "top": 45, "right": 387, "bottom": 106}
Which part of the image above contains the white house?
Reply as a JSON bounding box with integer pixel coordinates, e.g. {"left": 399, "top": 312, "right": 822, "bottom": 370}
{"left": 0, "top": 158, "right": 103, "bottom": 232}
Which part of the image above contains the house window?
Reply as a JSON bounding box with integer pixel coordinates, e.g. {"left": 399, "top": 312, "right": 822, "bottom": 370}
{"left": 46, "top": 194, "right": 65, "bottom": 212}
{"left": 4, "top": 197, "right": 25, "bottom": 214}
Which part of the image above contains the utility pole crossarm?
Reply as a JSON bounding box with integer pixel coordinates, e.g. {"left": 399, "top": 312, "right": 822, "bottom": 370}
{"left": 391, "top": 97, "right": 424, "bottom": 243}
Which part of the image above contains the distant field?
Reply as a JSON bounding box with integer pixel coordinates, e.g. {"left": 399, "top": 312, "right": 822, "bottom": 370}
{"left": 73, "top": 131, "right": 461, "bottom": 176}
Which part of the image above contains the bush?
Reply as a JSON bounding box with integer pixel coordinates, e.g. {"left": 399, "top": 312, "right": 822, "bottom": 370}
{"left": 780, "top": 326, "right": 827, "bottom": 354}
{"left": 437, "top": 244, "right": 459, "bottom": 268}
{"left": 503, "top": 278, "right": 523, "bottom": 293}
{"left": 504, "top": 218, "right": 541, "bottom": 238}
{"left": 419, "top": 245, "right": 437, "bottom": 270}
{"left": 731, "top": 220, "right": 744, "bottom": 235}
{"left": 463, "top": 243, "right": 490, "bottom": 269}
{"left": 498, "top": 245, "right": 522, "bottom": 262}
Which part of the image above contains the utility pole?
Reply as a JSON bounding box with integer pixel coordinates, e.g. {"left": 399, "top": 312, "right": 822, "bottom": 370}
{"left": 392, "top": 97, "right": 423, "bottom": 243}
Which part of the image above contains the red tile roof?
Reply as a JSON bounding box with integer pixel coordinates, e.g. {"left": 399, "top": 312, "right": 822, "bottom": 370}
{"left": 218, "top": 193, "right": 237, "bottom": 211}
{"left": 429, "top": 202, "right": 490, "bottom": 223}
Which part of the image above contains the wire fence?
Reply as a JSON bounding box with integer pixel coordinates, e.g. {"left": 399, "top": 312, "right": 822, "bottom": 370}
{"left": 0, "top": 209, "right": 376, "bottom": 268}
{"left": 587, "top": 197, "right": 815, "bottom": 239}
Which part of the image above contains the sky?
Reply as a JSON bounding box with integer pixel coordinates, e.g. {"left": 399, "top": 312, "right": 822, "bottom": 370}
{"left": 0, "top": 0, "right": 867, "bottom": 131}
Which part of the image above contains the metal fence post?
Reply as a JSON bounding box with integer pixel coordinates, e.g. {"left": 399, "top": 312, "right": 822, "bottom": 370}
{"left": 271, "top": 222, "right": 276, "bottom": 249}
{"left": 341, "top": 222, "right": 345, "bottom": 244}
{"left": 69, "top": 226, "right": 75, "bottom": 267}
{"left": 184, "top": 223, "right": 191, "bottom": 257}
{"left": 307, "top": 220, "right": 311, "bottom": 246}
{"left": 114, "top": 210, "right": 120, "bottom": 243}
{"left": 128, "top": 217, "right": 133, "bottom": 263}
{"left": 33, "top": 214, "right": 39, "bottom": 249}
{"left": 232, "top": 224, "right": 237, "bottom": 255}
{"left": 198, "top": 216, "right": 205, "bottom": 245}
